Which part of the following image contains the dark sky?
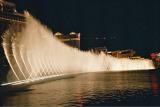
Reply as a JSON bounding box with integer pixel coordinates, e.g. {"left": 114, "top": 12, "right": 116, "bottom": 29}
{"left": 9, "top": 0, "right": 160, "bottom": 55}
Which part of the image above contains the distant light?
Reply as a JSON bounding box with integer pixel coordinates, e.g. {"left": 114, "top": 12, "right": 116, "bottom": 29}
{"left": 69, "top": 32, "right": 76, "bottom": 35}
{"left": 55, "top": 32, "right": 63, "bottom": 36}
{"left": 14, "top": 9, "right": 17, "bottom": 12}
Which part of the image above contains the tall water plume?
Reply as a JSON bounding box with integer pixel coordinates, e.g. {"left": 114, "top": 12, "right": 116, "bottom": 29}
{"left": 2, "top": 12, "right": 155, "bottom": 83}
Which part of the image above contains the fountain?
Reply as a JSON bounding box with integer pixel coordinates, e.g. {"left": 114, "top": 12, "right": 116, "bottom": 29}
{"left": 1, "top": 12, "right": 155, "bottom": 87}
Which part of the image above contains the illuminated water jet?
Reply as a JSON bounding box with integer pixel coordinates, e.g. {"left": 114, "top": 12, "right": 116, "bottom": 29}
{"left": 2, "top": 12, "right": 155, "bottom": 85}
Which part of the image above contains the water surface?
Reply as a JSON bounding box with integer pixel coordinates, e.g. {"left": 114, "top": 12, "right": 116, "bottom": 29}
{"left": 1, "top": 70, "right": 160, "bottom": 106}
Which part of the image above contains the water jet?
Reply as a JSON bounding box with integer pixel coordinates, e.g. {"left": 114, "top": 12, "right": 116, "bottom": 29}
{"left": 1, "top": 12, "right": 155, "bottom": 88}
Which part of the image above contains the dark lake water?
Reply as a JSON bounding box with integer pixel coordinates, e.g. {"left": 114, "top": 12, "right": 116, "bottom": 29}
{"left": 1, "top": 70, "right": 160, "bottom": 106}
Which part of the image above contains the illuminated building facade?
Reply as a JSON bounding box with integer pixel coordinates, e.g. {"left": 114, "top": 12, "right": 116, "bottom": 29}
{"left": 54, "top": 32, "right": 80, "bottom": 49}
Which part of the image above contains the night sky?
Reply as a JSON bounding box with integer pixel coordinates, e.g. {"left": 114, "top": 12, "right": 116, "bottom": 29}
{"left": 9, "top": 0, "right": 160, "bottom": 55}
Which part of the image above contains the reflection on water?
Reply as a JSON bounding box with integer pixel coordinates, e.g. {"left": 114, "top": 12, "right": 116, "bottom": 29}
{"left": 1, "top": 70, "right": 160, "bottom": 106}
